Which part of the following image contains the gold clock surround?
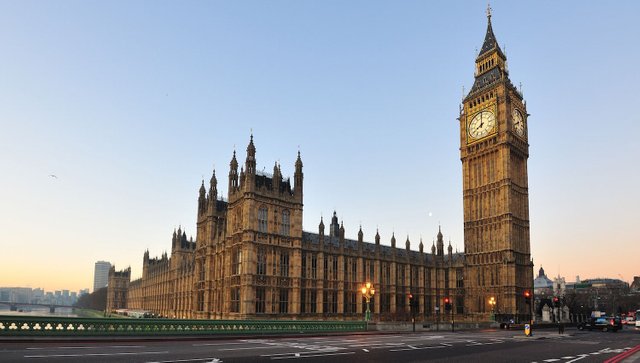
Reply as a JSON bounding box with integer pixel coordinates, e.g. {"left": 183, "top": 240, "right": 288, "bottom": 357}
{"left": 467, "top": 105, "right": 497, "bottom": 142}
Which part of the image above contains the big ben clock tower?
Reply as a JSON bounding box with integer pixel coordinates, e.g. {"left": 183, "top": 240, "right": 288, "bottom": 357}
{"left": 460, "top": 6, "right": 534, "bottom": 321}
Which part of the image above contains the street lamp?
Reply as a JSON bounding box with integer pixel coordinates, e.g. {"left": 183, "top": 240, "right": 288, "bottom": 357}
{"left": 361, "top": 282, "right": 375, "bottom": 322}
{"left": 489, "top": 296, "right": 496, "bottom": 321}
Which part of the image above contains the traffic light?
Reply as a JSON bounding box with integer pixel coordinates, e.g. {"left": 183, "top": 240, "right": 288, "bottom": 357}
{"left": 444, "top": 297, "right": 452, "bottom": 312}
{"left": 408, "top": 294, "right": 414, "bottom": 307}
{"left": 553, "top": 296, "right": 559, "bottom": 306}
{"left": 524, "top": 290, "right": 532, "bottom": 305}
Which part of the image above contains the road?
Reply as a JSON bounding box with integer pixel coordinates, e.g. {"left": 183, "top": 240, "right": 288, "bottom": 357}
{"left": 1, "top": 326, "right": 638, "bottom": 362}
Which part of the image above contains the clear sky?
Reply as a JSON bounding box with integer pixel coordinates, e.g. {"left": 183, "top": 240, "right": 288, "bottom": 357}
{"left": 1, "top": 1, "right": 638, "bottom": 292}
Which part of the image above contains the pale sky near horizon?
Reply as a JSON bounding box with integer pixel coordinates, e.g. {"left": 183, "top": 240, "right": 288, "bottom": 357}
{"left": 1, "top": 1, "right": 638, "bottom": 292}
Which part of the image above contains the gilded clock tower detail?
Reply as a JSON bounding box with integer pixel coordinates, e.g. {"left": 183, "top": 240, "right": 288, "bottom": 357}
{"left": 460, "top": 7, "right": 534, "bottom": 321}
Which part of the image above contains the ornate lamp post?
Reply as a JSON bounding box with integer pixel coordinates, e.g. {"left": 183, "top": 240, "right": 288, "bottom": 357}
{"left": 361, "top": 282, "right": 375, "bottom": 322}
{"left": 489, "top": 296, "right": 496, "bottom": 321}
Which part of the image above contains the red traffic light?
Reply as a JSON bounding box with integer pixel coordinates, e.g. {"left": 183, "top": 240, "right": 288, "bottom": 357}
{"left": 408, "top": 294, "right": 413, "bottom": 299}
{"left": 443, "top": 297, "right": 450, "bottom": 304}
{"left": 524, "top": 291, "right": 531, "bottom": 298}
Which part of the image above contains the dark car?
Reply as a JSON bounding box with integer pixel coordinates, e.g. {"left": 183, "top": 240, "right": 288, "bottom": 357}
{"left": 577, "top": 317, "right": 622, "bottom": 332}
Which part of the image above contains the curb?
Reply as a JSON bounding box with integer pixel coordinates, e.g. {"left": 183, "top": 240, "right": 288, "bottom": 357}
{"left": 604, "top": 345, "right": 640, "bottom": 363}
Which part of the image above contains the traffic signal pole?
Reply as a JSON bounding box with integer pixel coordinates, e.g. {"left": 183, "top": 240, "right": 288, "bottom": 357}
{"left": 451, "top": 306, "right": 455, "bottom": 332}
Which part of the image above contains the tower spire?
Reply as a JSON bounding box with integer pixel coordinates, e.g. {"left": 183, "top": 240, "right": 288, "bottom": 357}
{"left": 477, "top": 3, "right": 502, "bottom": 60}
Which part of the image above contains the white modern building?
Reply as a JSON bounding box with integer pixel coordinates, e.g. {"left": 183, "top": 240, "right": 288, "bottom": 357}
{"left": 93, "top": 261, "right": 111, "bottom": 292}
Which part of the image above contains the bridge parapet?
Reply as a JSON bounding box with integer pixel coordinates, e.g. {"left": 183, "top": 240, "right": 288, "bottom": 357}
{"left": 0, "top": 315, "right": 366, "bottom": 336}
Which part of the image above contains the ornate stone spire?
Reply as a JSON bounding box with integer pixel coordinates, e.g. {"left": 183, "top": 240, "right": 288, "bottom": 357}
{"left": 477, "top": 3, "right": 502, "bottom": 59}
{"left": 319, "top": 216, "right": 325, "bottom": 235}
{"left": 245, "top": 134, "right": 256, "bottom": 175}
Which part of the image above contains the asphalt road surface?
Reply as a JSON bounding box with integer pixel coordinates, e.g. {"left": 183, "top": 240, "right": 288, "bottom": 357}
{"left": 1, "top": 326, "right": 638, "bottom": 362}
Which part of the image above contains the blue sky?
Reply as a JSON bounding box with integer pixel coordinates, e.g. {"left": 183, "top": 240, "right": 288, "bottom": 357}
{"left": 1, "top": 1, "right": 639, "bottom": 291}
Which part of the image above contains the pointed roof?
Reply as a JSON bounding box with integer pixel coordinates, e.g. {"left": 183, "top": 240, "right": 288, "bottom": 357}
{"left": 295, "top": 150, "right": 303, "bottom": 169}
{"left": 230, "top": 150, "right": 238, "bottom": 170}
{"left": 247, "top": 133, "right": 256, "bottom": 156}
{"left": 477, "top": 4, "right": 503, "bottom": 59}
{"left": 210, "top": 169, "right": 217, "bottom": 186}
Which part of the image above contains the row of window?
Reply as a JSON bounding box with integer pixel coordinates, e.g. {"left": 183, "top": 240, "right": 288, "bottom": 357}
{"left": 299, "top": 253, "right": 464, "bottom": 290}
{"left": 256, "top": 247, "right": 289, "bottom": 277}
{"left": 258, "top": 207, "right": 290, "bottom": 236}
{"left": 479, "top": 58, "right": 496, "bottom": 73}
{"left": 470, "top": 91, "right": 495, "bottom": 108}
{"left": 254, "top": 287, "right": 288, "bottom": 314}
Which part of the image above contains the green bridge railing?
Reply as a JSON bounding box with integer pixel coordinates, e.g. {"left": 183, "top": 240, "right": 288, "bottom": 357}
{"left": 0, "top": 315, "right": 367, "bottom": 336}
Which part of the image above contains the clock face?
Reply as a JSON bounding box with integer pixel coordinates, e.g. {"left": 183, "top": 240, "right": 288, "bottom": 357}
{"left": 468, "top": 111, "right": 496, "bottom": 139}
{"left": 512, "top": 109, "right": 525, "bottom": 136}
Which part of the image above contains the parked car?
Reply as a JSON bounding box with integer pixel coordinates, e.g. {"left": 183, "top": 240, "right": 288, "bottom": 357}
{"left": 577, "top": 317, "right": 622, "bottom": 332}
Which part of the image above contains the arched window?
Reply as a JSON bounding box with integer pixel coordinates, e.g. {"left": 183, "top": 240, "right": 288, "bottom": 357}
{"left": 281, "top": 210, "right": 290, "bottom": 236}
{"left": 258, "top": 207, "right": 268, "bottom": 233}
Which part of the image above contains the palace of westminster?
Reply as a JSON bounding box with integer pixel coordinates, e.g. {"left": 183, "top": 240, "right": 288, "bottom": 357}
{"left": 107, "top": 9, "right": 534, "bottom": 322}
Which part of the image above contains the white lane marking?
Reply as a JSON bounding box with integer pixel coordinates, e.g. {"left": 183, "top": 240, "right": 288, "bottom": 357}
{"left": 146, "top": 358, "right": 222, "bottom": 363}
{"left": 109, "top": 345, "right": 146, "bottom": 348}
{"left": 543, "top": 359, "right": 560, "bottom": 362}
{"left": 55, "top": 346, "right": 99, "bottom": 349}
{"left": 24, "top": 351, "right": 169, "bottom": 358}
{"left": 193, "top": 342, "right": 248, "bottom": 347}
{"left": 362, "top": 349, "right": 369, "bottom": 352}
{"left": 220, "top": 346, "right": 285, "bottom": 351}
{"left": 53, "top": 345, "right": 145, "bottom": 349}
{"left": 348, "top": 342, "right": 404, "bottom": 347}
{"left": 565, "top": 354, "right": 589, "bottom": 363}
{"left": 561, "top": 357, "right": 575, "bottom": 359}
{"left": 440, "top": 343, "right": 453, "bottom": 347}
{"left": 390, "top": 345, "right": 446, "bottom": 352}
{"left": 270, "top": 352, "right": 355, "bottom": 360}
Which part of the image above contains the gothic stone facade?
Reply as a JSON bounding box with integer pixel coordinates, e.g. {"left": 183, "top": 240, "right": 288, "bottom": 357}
{"left": 108, "top": 136, "right": 464, "bottom": 321}
{"left": 106, "top": 266, "right": 130, "bottom": 311}
{"left": 459, "top": 9, "right": 534, "bottom": 320}
{"left": 107, "top": 11, "right": 533, "bottom": 322}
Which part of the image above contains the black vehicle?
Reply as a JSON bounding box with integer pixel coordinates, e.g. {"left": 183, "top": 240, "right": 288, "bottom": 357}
{"left": 577, "top": 317, "right": 622, "bottom": 332}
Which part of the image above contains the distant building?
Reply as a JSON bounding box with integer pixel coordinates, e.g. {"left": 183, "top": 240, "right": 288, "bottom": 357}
{"left": 631, "top": 276, "right": 640, "bottom": 293}
{"left": 106, "top": 266, "right": 130, "bottom": 311}
{"left": 553, "top": 276, "right": 567, "bottom": 297}
{"left": 93, "top": 261, "right": 111, "bottom": 292}
{"left": 0, "top": 287, "right": 32, "bottom": 303}
{"left": 534, "top": 267, "right": 553, "bottom": 291}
